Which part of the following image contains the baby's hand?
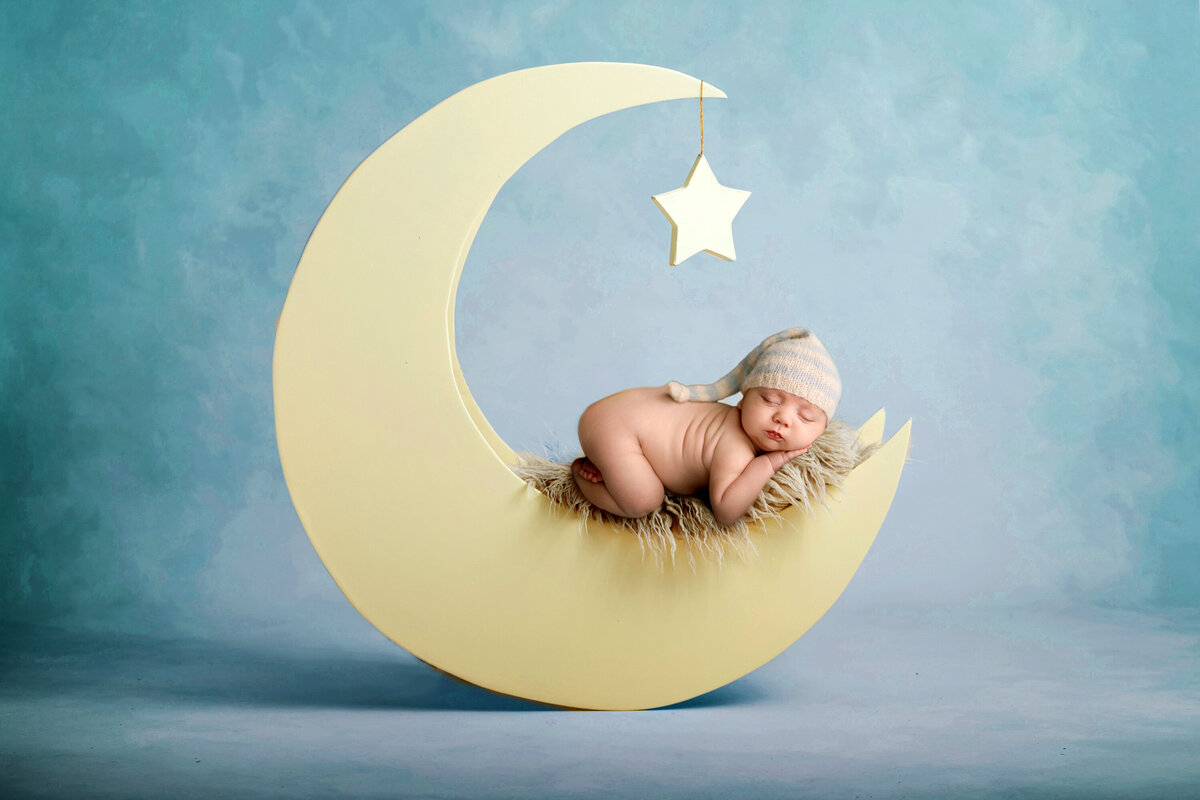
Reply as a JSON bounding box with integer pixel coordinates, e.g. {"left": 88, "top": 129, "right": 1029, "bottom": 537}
{"left": 763, "top": 449, "right": 806, "bottom": 472}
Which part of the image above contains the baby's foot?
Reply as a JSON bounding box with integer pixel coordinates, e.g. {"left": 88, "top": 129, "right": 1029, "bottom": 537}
{"left": 572, "top": 457, "right": 604, "bottom": 484}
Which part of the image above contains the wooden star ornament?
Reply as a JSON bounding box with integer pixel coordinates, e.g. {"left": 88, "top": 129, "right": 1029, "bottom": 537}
{"left": 651, "top": 154, "right": 751, "bottom": 266}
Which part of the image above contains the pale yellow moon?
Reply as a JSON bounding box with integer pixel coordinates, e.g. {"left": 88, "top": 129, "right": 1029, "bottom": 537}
{"left": 273, "top": 62, "right": 911, "bottom": 711}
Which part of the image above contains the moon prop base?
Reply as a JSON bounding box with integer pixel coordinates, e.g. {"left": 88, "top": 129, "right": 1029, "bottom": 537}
{"left": 273, "top": 63, "right": 911, "bottom": 711}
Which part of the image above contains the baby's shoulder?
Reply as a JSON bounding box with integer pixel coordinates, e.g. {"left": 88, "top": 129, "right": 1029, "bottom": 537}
{"left": 709, "top": 421, "right": 756, "bottom": 473}
{"left": 706, "top": 404, "right": 753, "bottom": 447}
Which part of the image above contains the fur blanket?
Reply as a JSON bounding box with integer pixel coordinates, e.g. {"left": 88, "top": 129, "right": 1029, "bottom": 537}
{"left": 512, "top": 420, "right": 878, "bottom": 568}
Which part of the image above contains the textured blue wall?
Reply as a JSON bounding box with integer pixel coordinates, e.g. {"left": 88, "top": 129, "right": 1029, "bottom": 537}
{"left": 2, "top": 1, "right": 1197, "bottom": 639}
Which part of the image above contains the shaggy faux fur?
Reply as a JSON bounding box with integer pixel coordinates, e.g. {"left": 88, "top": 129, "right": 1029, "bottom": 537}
{"left": 512, "top": 420, "right": 878, "bottom": 568}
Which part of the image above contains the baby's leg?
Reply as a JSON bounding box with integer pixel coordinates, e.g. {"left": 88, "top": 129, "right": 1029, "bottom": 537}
{"left": 572, "top": 446, "right": 664, "bottom": 518}
{"left": 575, "top": 416, "right": 664, "bottom": 519}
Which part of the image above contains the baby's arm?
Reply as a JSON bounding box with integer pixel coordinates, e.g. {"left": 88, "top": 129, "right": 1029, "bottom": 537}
{"left": 708, "top": 444, "right": 806, "bottom": 527}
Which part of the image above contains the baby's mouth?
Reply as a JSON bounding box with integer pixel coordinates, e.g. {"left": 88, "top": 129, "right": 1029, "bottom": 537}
{"left": 767, "top": 431, "right": 782, "bottom": 441}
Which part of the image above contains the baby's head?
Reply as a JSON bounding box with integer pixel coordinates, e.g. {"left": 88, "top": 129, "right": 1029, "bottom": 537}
{"left": 735, "top": 332, "right": 840, "bottom": 453}
{"left": 737, "top": 386, "right": 828, "bottom": 454}
{"left": 739, "top": 332, "right": 840, "bottom": 421}
{"left": 668, "top": 327, "right": 841, "bottom": 452}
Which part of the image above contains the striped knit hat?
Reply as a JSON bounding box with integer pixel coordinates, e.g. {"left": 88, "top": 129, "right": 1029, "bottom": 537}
{"left": 667, "top": 328, "right": 841, "bottom": 420}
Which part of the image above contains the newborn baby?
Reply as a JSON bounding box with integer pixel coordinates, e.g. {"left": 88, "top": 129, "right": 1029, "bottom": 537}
{"left": 572, "top": 328, "right": 841, "bottom": 526}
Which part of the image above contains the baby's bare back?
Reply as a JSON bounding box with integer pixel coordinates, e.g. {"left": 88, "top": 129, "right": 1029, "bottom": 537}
{"left": 577, "top": 385, "right": 749, "bottom": 495}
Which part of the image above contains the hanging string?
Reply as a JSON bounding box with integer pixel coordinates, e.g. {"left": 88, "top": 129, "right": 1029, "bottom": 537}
{"left": 699, "top": 80, "right": 705, "bottom": 156}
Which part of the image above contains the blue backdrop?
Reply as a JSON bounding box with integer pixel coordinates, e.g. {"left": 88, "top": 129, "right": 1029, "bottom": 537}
{"left": 4, "top": 0, "right": 1196, "bottom": 635}
{"left": 2, "top": 2, "right": 1198, "bottom": 796}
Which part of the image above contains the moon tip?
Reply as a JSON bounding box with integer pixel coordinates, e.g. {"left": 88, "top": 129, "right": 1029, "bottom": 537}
{"left": 855, "top": 409, "right": 887, "bottom": 446}
{"left": 885, "top": 418, "right": 914, "bottom": 458}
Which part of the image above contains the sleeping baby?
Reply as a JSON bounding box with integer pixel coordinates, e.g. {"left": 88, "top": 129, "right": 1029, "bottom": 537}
{"left": 572, "top": 328, "right": 841, "bottom": 526}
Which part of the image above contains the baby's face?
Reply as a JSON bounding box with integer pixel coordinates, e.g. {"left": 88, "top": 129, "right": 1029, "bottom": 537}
{"left": 737, "top": 387, "right": 828, "bottom": 454}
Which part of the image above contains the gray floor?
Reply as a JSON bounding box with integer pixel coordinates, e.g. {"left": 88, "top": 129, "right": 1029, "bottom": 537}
{"left": 4, "top": 604, "right": 1199, "bottom": 799}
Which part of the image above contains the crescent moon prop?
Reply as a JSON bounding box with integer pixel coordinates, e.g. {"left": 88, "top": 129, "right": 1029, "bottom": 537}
{"left": 273, "top": 63, "right": 911, "bottom": 711}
